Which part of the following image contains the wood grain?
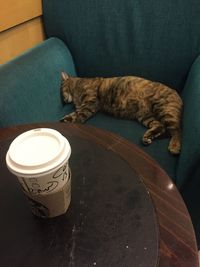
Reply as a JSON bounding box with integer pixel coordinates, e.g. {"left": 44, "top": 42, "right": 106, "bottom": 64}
{"left": 0, "top": 0, "right": 42, "bottom": 32}
{"left": 0, "top": 122, "right": 199, "bottom": 266}
{"left": 0, "top": 17, "right": 45, "bottom": 64}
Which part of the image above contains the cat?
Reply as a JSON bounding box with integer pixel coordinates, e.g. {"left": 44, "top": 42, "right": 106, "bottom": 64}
{"left": 60, "top": 72, "right": 183, "bottom": 155}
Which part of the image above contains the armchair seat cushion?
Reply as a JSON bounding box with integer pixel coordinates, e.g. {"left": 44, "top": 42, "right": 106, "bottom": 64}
{"left": 85, "top": 113, "right": 177, "bottom": 180}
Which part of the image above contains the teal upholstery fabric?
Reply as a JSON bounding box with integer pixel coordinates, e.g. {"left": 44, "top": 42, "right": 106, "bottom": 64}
{"left": 177, "top": 55, "right": 200, "bottom": 188}
{"left": 176, "top": 55, "right": 200, "bottom": 245}
{"left": 0, "top": 38, "right": 76, "bottom": 128}
{"left": 86, "top": 113, "right": 177, "bottom": 180}
{"left": 43, "top": 0, "right": 200, "bottom": 92}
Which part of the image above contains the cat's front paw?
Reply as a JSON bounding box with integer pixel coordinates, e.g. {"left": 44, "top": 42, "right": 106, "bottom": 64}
{"left": 60, "top": 112, "right": 87, "bottom": 124}
{"left": 142, "top": 132, "right": 153, "bottom": 145}
{"left": 142, "top": 137, "right": 152, "bottom": 145}
{"left": 60, "top": 113, "right": 76, "bottom": 123}
{"left": 60, "top": 116, "right": 73, "bottom": 123}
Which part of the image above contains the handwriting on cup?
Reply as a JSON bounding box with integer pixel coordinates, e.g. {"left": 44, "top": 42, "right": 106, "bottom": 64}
{"left": 29, "top": 178, "right": 59, "bottom": 194}
{"left": 53, "top": 163, "right": 68, "bottom": 181}
{"left": 21, "top": 163, "right": 69, "bottom": 194}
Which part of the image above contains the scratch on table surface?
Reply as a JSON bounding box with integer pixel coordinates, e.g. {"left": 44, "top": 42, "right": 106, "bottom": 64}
{"left": 69, "top": 224, "right": 76, "bottom": 267}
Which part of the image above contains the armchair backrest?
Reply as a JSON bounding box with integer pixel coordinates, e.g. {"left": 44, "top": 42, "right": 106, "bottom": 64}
{"left": 42, "top": 0, "right": 200, "bottom": 92}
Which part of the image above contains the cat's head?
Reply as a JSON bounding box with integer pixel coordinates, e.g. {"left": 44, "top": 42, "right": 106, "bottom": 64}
{"left": 61, "top": 72, "right": 73, "bottom": 103}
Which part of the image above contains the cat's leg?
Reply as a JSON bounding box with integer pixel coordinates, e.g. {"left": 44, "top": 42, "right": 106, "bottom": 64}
{"left": 159, "top": 108, "right": 182, "bottom": 155}
{"left": 141, "top": 117, "right": 166, "bottom": 145}
{"left": 167, "top": 129, "right": 181, "bottom": 155}
{"left": 60, "top": 112, "right": 79, "bottom": 123}
{"left": 60, "top": 102, "right": 99, "bottom": 123}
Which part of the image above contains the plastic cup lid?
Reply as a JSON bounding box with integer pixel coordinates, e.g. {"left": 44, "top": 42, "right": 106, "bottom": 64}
{"left": 6, "top": 128, "right": 71, "bottom": 177}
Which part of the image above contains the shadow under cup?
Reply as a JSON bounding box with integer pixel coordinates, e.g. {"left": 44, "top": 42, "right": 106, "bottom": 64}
{"left": 6, "top": 128, "right": 72, "bottom": 218}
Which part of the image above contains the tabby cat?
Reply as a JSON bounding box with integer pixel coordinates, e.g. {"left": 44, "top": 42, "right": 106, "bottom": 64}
{"left": 60, "top": 72, "right": 182, "bottom": 154}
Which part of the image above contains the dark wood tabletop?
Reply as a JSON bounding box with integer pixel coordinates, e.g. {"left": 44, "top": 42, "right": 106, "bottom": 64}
{"left": 0, "top": 122, "right": 198, "bottom": 267}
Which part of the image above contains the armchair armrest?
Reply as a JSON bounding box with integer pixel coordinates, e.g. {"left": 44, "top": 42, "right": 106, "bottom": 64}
{"left": 177, "top": 55, "right": 200, "bottom": 189}
{"left": 0, "top": 37, "right": 76, "bottom": 128}
{"left": 176, "top": 55, "right": 200, "bottom": 243}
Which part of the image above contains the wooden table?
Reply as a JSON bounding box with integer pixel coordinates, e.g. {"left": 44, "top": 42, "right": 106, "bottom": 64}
{"left": 0, "top": 122, "right": 198, "bottom": 267}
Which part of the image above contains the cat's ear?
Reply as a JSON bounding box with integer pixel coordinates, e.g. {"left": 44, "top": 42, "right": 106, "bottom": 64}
{"left": 61, "top": 72, "right": 69, "bottom": 81}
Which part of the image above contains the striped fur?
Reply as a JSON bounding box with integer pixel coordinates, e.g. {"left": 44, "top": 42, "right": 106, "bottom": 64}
{"left": 60, "top": 72, "right": 183, "bottom": 154}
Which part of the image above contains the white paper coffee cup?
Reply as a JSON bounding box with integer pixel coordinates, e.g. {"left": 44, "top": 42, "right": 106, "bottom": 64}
{"left": 25, "top": 169, "right": 72, "bottom": 218}
{"left": 6, "top": 128, "right": 72, "bottom": 218}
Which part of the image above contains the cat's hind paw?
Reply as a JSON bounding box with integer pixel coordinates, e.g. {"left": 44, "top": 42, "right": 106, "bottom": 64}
{"left": 168, "top": 142, "right": 181, "bottom": 155}
{"left": 168, "top": 134, "right": 181, "bottom": 155}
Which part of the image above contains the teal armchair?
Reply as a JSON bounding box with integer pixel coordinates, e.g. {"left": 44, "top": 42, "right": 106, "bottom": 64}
{"left": 1, "top": 1, "right": 200, "bottom": 246}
